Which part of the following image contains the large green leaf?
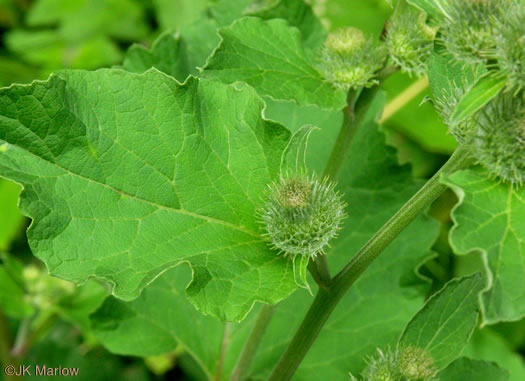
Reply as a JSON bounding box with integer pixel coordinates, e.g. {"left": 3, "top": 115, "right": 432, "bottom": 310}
{"left": 91, "top": 94, "right": 439, "bottom": 379}
{"left": 398, "top": 274, "right": 484, "bottom": 369}
{"left": 439, "top": 357, "right": 509, "bottom": 381}
{"left": 442, "top": 168, "right": 525, "bottom": 324}
{"left": 203, "top": 17, "right": 346, "bottom": 110}
{"left": 0, "top": 69, "right": 306, "bottom": 322}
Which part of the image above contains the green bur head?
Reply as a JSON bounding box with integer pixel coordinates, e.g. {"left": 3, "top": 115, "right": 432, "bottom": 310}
{"left": 358, "top": 347, "right": 438, "bottom": 381}
{"left": 471, "top": 93, "right": 525, "bottom": 185}
{"left": 319, "top": 27, "right": 385, "bottom": 89}
{"left": 385, "top": 1, "right": 436, "bottom": 76}
{"left": 495, "top": 1, "right": 525, "bottom": 91}
{"left": 261, "top": 175, "right": 345, "bottom": 258}
{"left": 440, "top": 0, "right": 501, "bottom": 64}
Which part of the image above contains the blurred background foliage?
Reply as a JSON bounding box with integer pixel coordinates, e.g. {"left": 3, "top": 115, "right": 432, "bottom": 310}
{"left": 0, "top": 0, "right": 523, "bottom": 379}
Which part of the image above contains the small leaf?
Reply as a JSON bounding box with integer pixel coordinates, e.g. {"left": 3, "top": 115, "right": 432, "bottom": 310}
{"left": 398, "top": 274, "right": 484, "bottom": 369}
{"left": 248, "top": 0, "right": 327, "bottom": 51}
{"left": 122, "top": 32, "right": 189, "bottom": 82}
{"left": 203, "top": 17, "right": 347, "bottom": 110}
{"left": 439, "top": 357, "right": 509, "bottom": 381}
{"left": 450, "top": 75, "right": 506, "bottom": 125}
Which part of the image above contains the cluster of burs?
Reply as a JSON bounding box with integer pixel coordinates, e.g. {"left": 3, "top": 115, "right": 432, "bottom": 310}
{"left": 320, "top": 0, "right": 525, "bottom": 186}
{"left": 261, "top": 0, "right": 524, "bottom": 265}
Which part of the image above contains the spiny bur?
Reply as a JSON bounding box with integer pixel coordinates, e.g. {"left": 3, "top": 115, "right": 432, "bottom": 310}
{"left": 352, "top": 346, "right": 438, "bottom": 381}
{"left": 385, "top": 0, "right": 437, "bottom": 76}
{"left": 494, "top": 0, "right": 525, "bottom": 91}
{"left": 439, "top": 0, "right": 502, "bottom": 64}
{"left": 320, "top": 27, "right": 385, "bottom": 89}
{"left": 261, "top": 174, "right": 345, "bottom": 258}
{"left": 398, "top": 346, "right": 438, "bottom": 380}
{"left": 471, "top": 92, "right": 525, "bottom": 185}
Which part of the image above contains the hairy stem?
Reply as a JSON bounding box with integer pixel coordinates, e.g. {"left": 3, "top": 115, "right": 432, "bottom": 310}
{"left": 267, "top": 143, "right": 473, "bottom": 381}
{"left": 231, "top": 305, "right": 275, "bottom": 381}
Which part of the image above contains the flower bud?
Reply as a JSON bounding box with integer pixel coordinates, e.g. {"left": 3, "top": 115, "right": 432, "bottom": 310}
{"left": 470, "top": 93, "right": 525, "bottom": 185}
{"left": 261, "top": 174, "right": 345, "bottom": 258}
{"left": 440, "top": 0, "right": 501, "bottom": 64}
{"left": 398, "top": 346, "right": 438, "bottom": 380}
{"left": 319, "top": 27, "right": 385, "bottom": 89}
{"left": 386, "top": 1, "right": 437, "bottom": 76}
{"left": 494, "top": 1, "right": 525, "bottom": 91}
{"left": 356, "top": 346, "right": 437, "bottom": 381}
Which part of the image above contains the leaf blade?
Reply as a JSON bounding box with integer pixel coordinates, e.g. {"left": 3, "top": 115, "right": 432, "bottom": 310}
{"left": 398, "top": 274, "right": 484, "bottom": 369}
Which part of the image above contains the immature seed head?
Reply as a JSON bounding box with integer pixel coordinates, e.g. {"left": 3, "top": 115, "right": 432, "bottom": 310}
{"left": 320, "top": 27, "right": 386, "bottom": 89}
{"left": 440, "top": 0, "right": 501, "bottom": 64}
{"left": 360, "top": 348, "right": 399, "bottom": 381}
{"left": 385, "top": 2, "right": 437, "bottom": 76}
{"left": 357, "top": 346, "right": 438, "bottom": 381}
{"left": 261, "top": 174, "right": 345, "bottom": 258}
{"left": 494, "top": 1, "right": 525, "bottom": 91}
{"left": 398, "top": 346, "right": 438, "bottom": 380}
{"left": 325, "top": 27, "right": 366, "bottom": 55}
{"left": 470, "top": 93, "right": 525, "bottom": 185}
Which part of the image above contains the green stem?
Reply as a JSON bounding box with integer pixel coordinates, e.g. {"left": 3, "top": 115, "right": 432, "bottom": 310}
{"left": 323, "top": 86, "right": 380, "bottom": 181}
{"left": 313, "top": 256, "right": 331, "bottom": 288}
{"left": 231, "top": 305, "right": 275, "bottom": 381}
{"left": 266, "top": 143, "right": 473, "bottom": 381}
